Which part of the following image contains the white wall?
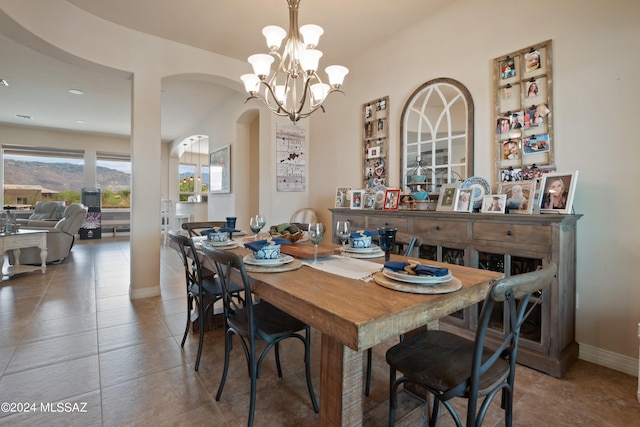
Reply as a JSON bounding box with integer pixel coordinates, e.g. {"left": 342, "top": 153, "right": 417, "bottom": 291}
{"left": 309, "top": 0, "right": 640, "bottom": 372}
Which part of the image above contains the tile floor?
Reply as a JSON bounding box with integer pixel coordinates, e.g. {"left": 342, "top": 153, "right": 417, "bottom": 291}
{"left": 0, "top": 235, "right": 638, "bottom": 426}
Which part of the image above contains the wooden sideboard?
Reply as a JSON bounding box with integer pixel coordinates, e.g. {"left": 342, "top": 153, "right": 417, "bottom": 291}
{"left": 330, "top": 208, "right": 582, "bottom": 378}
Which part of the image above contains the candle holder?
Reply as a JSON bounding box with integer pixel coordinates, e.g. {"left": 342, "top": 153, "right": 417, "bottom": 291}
{"left": 377, "top": 226, "right": 397, "bottom": 262}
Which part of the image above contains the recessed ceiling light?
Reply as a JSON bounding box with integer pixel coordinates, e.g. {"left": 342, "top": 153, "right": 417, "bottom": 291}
{"left": 75, "top": 120, "right": 87, "bottom": 124}
{"left": 68, "top": 89, "right": 85, "bottom": 95}
{"left": 0, "top": 79, "right": 8, "bottom": 86}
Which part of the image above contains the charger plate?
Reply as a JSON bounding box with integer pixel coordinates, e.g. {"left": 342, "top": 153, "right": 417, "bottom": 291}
{"left": 244, "top": 258, "right": 303, "bottom": 273}
{"left": 343, "top": 249, "right": 384, "bottom": 259}
{"left": 373, "top": 272, "right": 462, "bottom": 294}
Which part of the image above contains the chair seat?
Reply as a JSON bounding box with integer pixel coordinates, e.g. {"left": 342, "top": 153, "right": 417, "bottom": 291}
{"left": 386, "top": 330, "right": 510, "bottom": 397}
{"left": 228, "top": 302, "right": 307, "bottom": 343}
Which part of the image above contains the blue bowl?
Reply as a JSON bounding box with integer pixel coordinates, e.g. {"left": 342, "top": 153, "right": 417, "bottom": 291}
{"left": 411, "top": 191, "right": 429, "bottom": 200}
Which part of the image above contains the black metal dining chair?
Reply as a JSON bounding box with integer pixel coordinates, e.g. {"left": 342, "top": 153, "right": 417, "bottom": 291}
{"left": 168, "top": 230, "right": 243, "bottom": 371}
{"left": 365, "top": 231, "right": 422, "bottom": 396}
{"left": 386, "top": 263, "right": 557, "bottom": 427}
{"left": 201, "top": 245, "right": 319, "bottom": 427}
{"left": 182, "top": 221, "right": 227, "bottom": 237}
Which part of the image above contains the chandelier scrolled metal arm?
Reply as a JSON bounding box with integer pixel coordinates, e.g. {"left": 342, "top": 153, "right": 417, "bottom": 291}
{"left": 241, "top": 0, "right": 349, "bottom": 124}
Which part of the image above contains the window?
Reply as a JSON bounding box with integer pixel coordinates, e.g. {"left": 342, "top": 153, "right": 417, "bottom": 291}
{"left": 3, "top": 146, "right": 84, "bottom": 209}
{"left": 200, "top": 164, "right": 209, "bottom": 194}
{"left": 97, "top": 152, "right": 131, "bottom": 208}
{"left": 179, "top": 163, "right": 196, "bottom": 201}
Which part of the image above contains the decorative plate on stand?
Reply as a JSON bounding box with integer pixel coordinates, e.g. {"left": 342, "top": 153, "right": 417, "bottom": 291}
{"left": 460, "top": 176, "right": 491, "bottom": 210}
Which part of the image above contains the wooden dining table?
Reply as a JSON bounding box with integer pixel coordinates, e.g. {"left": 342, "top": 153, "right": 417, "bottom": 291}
{"left": 227, "top": 241, "right": 502, "bottom": 427}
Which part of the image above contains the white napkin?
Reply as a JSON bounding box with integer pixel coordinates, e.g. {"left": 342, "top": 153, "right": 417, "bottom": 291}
{"left": 303, "top": 255, "right": 382, "bottom": 282}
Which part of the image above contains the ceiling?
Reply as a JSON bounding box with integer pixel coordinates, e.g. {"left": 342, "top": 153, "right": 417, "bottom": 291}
{"left": 0, "top": 0, "right": 452, "bottom": 149}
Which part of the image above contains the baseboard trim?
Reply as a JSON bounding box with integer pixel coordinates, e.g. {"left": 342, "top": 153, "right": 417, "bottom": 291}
{"left": 579, "top": 342, "right": 638, "bottom": 377}
{"left": 129, "top": 286, "right": 161, "bottom": 300}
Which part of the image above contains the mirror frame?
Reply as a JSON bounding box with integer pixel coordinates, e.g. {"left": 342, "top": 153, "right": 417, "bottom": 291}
{"left": 400, "top": 77, "right": 474, "bottom": 192}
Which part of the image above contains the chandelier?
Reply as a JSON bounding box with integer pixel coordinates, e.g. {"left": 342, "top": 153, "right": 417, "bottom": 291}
{"left": 240, "top": 0, "right": 349, "bottom": 124}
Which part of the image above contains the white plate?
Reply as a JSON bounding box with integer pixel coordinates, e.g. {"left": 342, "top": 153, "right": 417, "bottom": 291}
{"left": 460, "top": 176, "right": 492, "bottom": 210}
{"left": 344, "top": 244, "right": 380, "bottom": 254}
{"left": 344, "top": 249, "right": 384, "bottom": 259}
{"left": 207, "top": 239, "right": 235, "bottom": 247}
{"left": 243, "top": 254, "right": 294, "bottom": 267}
{"left": 383, "top": 268, "right": 453, "bottom": 285}
{"left": 201, "top": 241, "right": 239, "bottom": 250}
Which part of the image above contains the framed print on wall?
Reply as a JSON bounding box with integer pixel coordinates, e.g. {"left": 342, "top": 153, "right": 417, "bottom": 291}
{"left": 539, "top": 171, "right": 579, "bottom": 214}
{"left": 383, "top": 189, "right": 400, "bottom": 210}
{"left": 209, "top": 145, "right": 230, "bottom": 193}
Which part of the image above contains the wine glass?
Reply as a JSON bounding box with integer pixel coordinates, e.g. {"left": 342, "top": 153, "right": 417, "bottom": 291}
{"left": 336, "top": 221, "right": 350, "bottom": 257}
{"left": 249, "top": 214, "right": 266, "bottom": 240}
{"left": 308, "top": 223, "right": 325, "bottom": 264}
{"left": 377, "top": 226, "right": 397, "bottom": 262}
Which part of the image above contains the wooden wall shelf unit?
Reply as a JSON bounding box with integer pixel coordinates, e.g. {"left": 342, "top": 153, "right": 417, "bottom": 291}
{"left": 330, "top": 208, "right": 581, "bottom": 378}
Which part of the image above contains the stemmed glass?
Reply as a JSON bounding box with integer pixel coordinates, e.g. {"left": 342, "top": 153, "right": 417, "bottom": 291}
{"left": 336, "top": 221, "right": 350, "bottom": 257}
{"left": 249, "top": 214, "right": 266, "bottom": 241}
{"left": 377, "top": 226, "right": 398, "bottom": 262}
{"left": 308, "top": 223, "right": 325, "bottom": 264}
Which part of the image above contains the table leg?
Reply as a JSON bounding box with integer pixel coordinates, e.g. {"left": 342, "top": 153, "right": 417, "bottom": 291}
{"left": 0, "top": 252, "right": 4, "bottom": 276}
{"left": 40, "top": 247, "right": 47, "bottom": 273}
{"left": 13, "top": 248, "right": 21, "bottom": 266}
{"left": 320, "top": 333, "right": 364, "bottom": 427}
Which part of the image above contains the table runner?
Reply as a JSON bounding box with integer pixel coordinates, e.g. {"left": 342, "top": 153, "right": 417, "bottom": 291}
{"left": 303, "top": 255, "right": 382, "bottom": 282}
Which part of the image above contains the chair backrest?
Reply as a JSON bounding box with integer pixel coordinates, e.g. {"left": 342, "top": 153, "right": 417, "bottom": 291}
{"left": 201, "top": 245, "right": 259, "bottom": 340}
{"left": 372, "top": 231, "right": 422, "bottom": 257}
{"left": 459, "top": 263, "right": 557, "bottom": 420}
{"left": 59, "top": 203, "right": 88, "bottom": 235}
{"left": 29, "top": 201, "right": 61, "bottom": 220}
{"left": 290, "top": 208, "right": 318, "bottom": 225}
{"left": 182, "top": 221, "right": 228, "bottom": 237}
{"left": 168, "top": 230, "right": 203, "bottom": 290}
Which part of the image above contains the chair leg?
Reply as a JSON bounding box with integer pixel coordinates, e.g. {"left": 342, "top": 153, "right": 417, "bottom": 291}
{"left": 388, "top": 370, "right": 398, "bottom": 427}
{"left": 274, "top": 342, "right": 283, "bottom": 378}
{"left": 365, "top": 348, "right": 373, "bottom": 396}
{"left": 181, "top": 294, "right": 192, "bottom": 347}
{"left": 215, "top": 330, "right": 233, "bottom": 401}
{"left": 248, "top": 344, "right": 258, "bottom": 427}
{"left": 194, "top": 301, "right": 205, "bottom": 371}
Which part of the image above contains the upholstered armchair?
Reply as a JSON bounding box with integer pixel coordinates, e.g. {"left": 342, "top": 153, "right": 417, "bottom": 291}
{"left": 11, "top": 203, "right": 88, "bottom": 264}
{"left": 15, "top": 201, "right": 66, "bottom": 226}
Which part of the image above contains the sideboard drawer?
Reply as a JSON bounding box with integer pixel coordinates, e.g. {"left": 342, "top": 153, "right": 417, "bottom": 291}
{"left": 473, "top": 222, "right": 551, "bottom": 246}
{"left": 412, "top": 219, "right": 468, "bottom": 240}
{"left": 366, "top": 216, "right": 407, "bottom": 231}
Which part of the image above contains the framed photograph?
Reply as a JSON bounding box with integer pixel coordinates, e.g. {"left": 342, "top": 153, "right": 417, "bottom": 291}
{"left": 350, "top": 190, "right": 364, "bottom": 209}
{"left": 539, "top": 171, "right": 579, "bottom": 214}
{"left": 376, "top": 118, "right": 386, "bottom": 137}
{"left": 498, "top": 181, "right": 535, "bottom": 214}
{"left": 436, "top": 183, "right": 459, "bottom": 211}
{"left": 209, "top": 145, "right": 230, "bottom": 193}
{"left": 335, "top": 187, "right": 351, "bottom": 208}
{"left": 383, "top": 189, "right": 400, "bottom": 211}
{"left": 481, "top": 195, "right": 507, "bottom": 214}
{"left": 363, "top": 192, "right": 376, "bottom": 210}
{"left": 454, "top": 188, "right": 473, "bottom": 212}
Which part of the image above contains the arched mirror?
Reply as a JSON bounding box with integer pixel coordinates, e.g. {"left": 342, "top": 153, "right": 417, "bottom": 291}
{"left": 401, "top": 78, "right": 474, "bottom": 194}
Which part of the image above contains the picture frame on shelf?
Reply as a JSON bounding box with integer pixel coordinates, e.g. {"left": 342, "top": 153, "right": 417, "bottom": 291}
{"left": 481, "top": 195, "right": 507, "bottom": 214}
{"left": 363, "top": 193, "right": 376, "bottom": 210}
{"left": 383, "top": 189, "right": 400, "bottom": 211}
{"left": 209, "top": 145, "right": 231, "bottom": 193}
{"left": 436, "top": 183, "right": 459, "bottom": 211}
{"left": 350, "top": 190, "right": 364, "bottom": 209}
{"left": 453, "top": 188, "right": 473, "bottom": 213}
{"left": 498, "top": 181, "right": 535, "bottom": 214}
{"left": 539, "top": 171, "right": 579, "bottom": 214}
{"left": 335, "top": 187, "right": 351, "bottom": 208}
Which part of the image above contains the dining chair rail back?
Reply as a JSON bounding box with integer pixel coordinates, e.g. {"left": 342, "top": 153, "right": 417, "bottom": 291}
{"left": 168, "top": 230, "right": 243, "bottom": 371}
{"left": 201, "top": 245, "right": 319, "bottom": 427}
{"left": 386, "top": 263, "right": 557, "bottom": 427}
{"left": 182, "top": 221, "right": 227, "bottom": 237}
